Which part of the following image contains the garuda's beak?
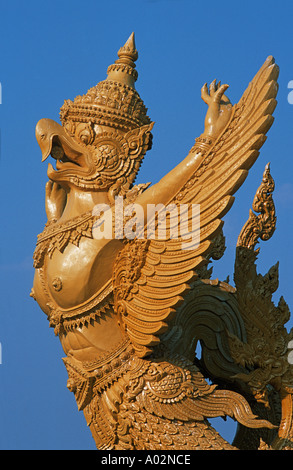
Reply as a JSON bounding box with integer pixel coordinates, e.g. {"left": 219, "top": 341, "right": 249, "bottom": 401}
{"left": 35, "top": 118, "right": 82, "bottom": 162}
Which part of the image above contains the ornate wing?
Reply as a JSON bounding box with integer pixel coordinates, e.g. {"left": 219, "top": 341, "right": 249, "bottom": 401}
{"left": 113, "top": 56, "right": 279, "bottom": 358}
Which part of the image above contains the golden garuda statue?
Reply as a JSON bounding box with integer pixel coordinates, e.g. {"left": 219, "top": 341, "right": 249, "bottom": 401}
{"left": 31, "top": 33, "right": 293, "bottom": 450}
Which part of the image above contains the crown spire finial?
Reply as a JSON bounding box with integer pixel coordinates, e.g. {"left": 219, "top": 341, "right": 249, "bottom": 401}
{"left": 117, "top": 32, "right": 138, "bottom": 64}
{"left": 60, "top": 33, "right": 151, "bottom": 133}
{"left": 107, "top": 32, "right": 138, "bottom": 88}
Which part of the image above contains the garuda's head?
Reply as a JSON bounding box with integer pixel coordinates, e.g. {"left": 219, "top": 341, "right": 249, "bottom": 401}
{"left": 35, "top": 33, "right": 154, "bottom": 202}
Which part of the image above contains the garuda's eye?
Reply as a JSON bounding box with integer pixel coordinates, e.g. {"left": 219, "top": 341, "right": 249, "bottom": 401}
{"left": 75, "top": 122, "right": 94, "bottom": 145}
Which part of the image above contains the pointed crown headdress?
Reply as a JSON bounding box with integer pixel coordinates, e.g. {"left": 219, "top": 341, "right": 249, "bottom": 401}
{"left": 60, "top": 33, "right": 151, "bottom": 133}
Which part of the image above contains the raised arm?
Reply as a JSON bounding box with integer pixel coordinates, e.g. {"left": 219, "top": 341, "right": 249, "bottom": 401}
{"left": 136, "top": 81, "right": 232, "bottom": 209}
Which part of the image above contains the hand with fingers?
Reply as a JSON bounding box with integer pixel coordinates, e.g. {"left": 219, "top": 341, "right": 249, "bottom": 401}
{"left": 45, "top": 180, "right": 67, "bottom": 221}
{"left": 201, "top": 79, "right": 233, "bottom": 140}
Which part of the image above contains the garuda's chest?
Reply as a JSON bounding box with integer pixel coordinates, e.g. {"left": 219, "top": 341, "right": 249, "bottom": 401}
{"left": 33, "top": 215, "right": 122, "bottom": 310}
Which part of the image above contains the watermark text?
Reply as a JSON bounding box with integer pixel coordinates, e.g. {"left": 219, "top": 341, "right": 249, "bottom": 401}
{"left": 288, "top": 80, "right": 293, "bottom": 104}
{"left": 92, "top": 197, "right": 200, "bottom": 250}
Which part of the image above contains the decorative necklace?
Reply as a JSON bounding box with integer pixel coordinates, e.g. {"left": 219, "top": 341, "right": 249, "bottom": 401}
{"left": 33, "top": 183, "right": 151, "bottom": 269}
{"left": 33, "top": 210, "right": 96, "bottom": 268}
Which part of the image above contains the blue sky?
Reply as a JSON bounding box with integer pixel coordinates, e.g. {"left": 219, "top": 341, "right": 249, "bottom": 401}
{"left": 0, "top": 0, "right": 293, "bottom": 450}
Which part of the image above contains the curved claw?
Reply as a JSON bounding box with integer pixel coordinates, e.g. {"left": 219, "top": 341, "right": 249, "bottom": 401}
{"left": 209, "top": 79, "right": 217, "bottom": 96}
{"left": 201, "top": 82, "right": 210, "bottom": 104}
{"left": 214, "top": 84, "right": 230, "bottom": 104}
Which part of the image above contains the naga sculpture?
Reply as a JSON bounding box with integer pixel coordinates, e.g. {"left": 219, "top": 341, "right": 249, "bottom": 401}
{"left": 31, "top": 33, "right": 293, "bottom": 450}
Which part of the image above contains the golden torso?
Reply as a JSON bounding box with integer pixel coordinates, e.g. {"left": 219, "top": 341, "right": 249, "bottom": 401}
{"left": 43, "top": 237, "right": 122, "bottom": 309}
{"left": 33, "top": 193, "right": 126, "bottom": 363}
